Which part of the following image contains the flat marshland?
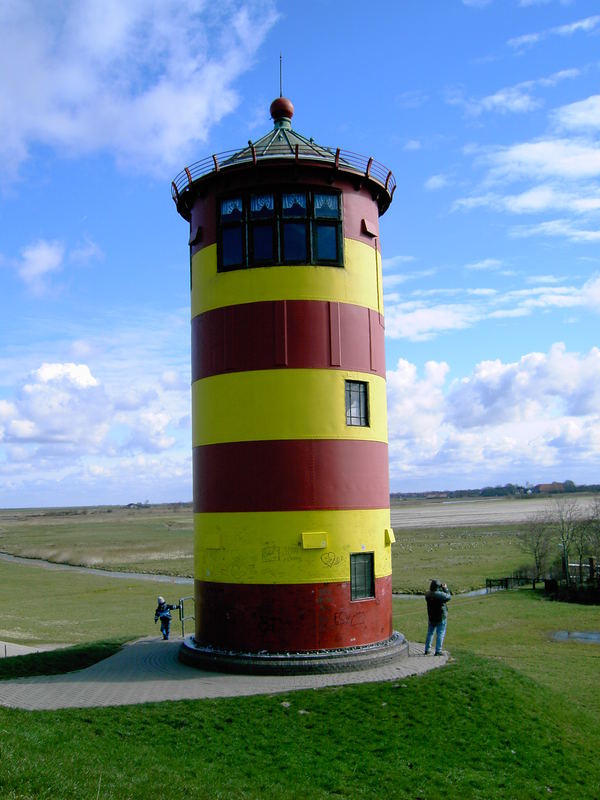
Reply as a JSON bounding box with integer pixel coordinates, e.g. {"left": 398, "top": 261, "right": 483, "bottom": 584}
{"left": 0, "top": 497, "right": 599, "bottom": 799}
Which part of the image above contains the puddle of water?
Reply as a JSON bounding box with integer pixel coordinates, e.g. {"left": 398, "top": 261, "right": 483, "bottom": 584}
{"left": 552, "top": 630, "right": 600, "bottom": 644}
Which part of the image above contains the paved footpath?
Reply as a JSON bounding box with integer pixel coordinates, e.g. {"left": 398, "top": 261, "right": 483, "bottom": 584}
{"left": 0, "top": 637, "right": 447, "bottom": 710}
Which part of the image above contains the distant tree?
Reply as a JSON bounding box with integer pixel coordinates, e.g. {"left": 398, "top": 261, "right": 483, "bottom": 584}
{"left": 552, "top": 498, "right": 582, "bottom": 585}
{"left": 572, "top": 516, "right": 593, "bottom": 584}
{"left": 563, "top": 480, "right": 576, "bottom": 493}
{"left": 518, "top": 513, "right": 554, "bottom": 588}
{"left": 583, "top": 497, "right": 600, "bottom": 582}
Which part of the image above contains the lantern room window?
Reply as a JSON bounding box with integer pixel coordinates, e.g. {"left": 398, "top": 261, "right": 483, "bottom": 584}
{"left": 217, "top": 189, "right": 342, "bottom": 271}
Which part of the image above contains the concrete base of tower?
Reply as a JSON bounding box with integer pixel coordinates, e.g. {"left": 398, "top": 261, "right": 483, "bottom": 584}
{"left": 178, "top": 631, "right": 409, "bottom": 675}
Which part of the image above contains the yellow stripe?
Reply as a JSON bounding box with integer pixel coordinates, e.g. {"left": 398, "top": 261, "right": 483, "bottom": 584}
{"left": 191, "top": 238, "right": 383, "bottom": 317}
{"left": 194, "top": 509, "right": 392, "bottom": 584}
{"left": 192, "top": 369, "right": 387, "bottom": 446}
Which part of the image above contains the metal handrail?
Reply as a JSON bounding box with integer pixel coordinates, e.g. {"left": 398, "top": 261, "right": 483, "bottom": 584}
{"left": 171, "top": 146, "right": 396, "bottom": 204}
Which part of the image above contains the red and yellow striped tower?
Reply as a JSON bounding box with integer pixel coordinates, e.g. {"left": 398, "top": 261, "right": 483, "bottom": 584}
{"left": 173, "top": 98, "right": 406, "bottom": 672}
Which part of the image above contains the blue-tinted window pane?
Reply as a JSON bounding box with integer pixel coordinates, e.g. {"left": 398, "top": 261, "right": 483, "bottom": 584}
{"left": 314, "top": 193, "right": 339, "bottom": 218}
{"left": 282, "top": 193, "right": 307, "bottom": 217}
{"left": 250, "top": 194, "right": 274, "bottom": 219}
{"left": 252, "top": 224, "right": 274, "bottom": 262}
{"left": 221, "top": 198, "right": 243, "bottom": 221}
{"left": 316, "top": 224, "right": 338, "bottom": 261}
{"left": 222, "top": 227, "right": 243, "bottom": 267}
{"left": 283, "top": 222, "right": 307, "bottom": 261}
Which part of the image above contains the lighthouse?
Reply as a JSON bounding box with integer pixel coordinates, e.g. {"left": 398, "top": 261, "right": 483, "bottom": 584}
{"left": 173, "top": 97, "right": 406, "bottom": 672}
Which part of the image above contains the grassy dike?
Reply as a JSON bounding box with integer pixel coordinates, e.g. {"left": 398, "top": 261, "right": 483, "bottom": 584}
{"left": 0, "top": 650, "right": 598, "bottom": 799}
{"left": 1, "top": 577, "right": 600, "bottom": 797}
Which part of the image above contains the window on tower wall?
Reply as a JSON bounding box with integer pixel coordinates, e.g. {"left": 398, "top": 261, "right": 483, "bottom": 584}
{"left": 350, "top": 552, "right": 375, "bottom": 600}
{"left": 217, "top": 189, "right": 342, "bottom": 271}
{"left": 345, "top": 380, "right": 369, "bottom": 427}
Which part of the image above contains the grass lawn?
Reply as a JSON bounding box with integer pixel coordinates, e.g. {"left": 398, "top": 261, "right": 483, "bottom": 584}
{"left": 1, "top": 568, "right": 599, "bottom": 797}
{"left": 395, "top": 588, "right": 600, "bottom": 717}
{"left": 1, "top": 508, "right": 600, "bottom": 798}
{"left": 0, "top": 560, "right": 186, "bottom": 645}
{"left": 1, "top": 506, "right": 529, "bottom": 594}
{"left": 0, "top": 505, "right": 194, "bottom": 577}
{"left": 0, "top": 649, "right": 598, "bottom": 799}
{"left": 392, "top": 525, "right": 525, "bottom": 594}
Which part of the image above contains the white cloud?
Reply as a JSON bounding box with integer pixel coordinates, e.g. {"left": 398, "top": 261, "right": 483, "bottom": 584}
{"left": 554, "top": 94, "right": 600, "bottom": 131}
{"left": 554, "top": 15, "right": 600, "bottom": 36}
{"left": 11, "top": 238, "right": 104, "bottom": 294}
{"left": 0, "top": 0, "right": 279, "bottom": 181}
{"left": 479, "top": 85, "right": 541, "bottom": 114}
{"left": 465, "top": 258, "right": 503, "bottom": 271}
{"left": 403, "top": 139, "right": 422, "bottom": 151}
{"left": 0, "top": 307, "right": 193, "bottom": 505}
{"left": 425, "top": 174, "right": 449, "bottom": 191}
{"left": 382, "top": 255, "right": 416, "bottom": 270}
{"left": 511, "top": 219, "right": 600, "bottom": 242}
{"left": 16, "top": 240, "right": 65, "bottom": 295}
{"left": 508, "top": 14, "right": 600, "bottom": 49}
{"left": 455, "top": 184, "right": 600, "bottom": 215}
{"left": 519, "top": 0, "right": 574, "bottom": 6}
{"left": 384, "top": 275, "right": 600, "bottom": 341}
{"left": 386, "top": 344, "right": 600, "bottom": 488}
{"left": 448, "top": 70, "right": 578, "bottom": 117}
{"left": 69, "top": 239, "right": 103, "bottom": 265}
{"left": 487, "top": 139, "right": 600, "bottom": 181}
{"left": 385, "top": 301, "right": 480, "bottom": 341}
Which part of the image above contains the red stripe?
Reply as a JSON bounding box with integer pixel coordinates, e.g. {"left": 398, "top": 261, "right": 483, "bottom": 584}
{"left": 193, "top": 439, "right": 389, "bottom": 512}
{"left": 192, "top": 299, "right": 385, "bottom": 381}
{"left": 193, "top": 575, "right": 393, "bottom": 652}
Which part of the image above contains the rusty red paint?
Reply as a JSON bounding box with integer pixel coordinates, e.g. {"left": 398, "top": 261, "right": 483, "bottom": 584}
{"left": 191, "top": 300, "right": 385, "bottom": 381}
{"left": 193, "top": 575, "right": 393, "bottom": 652}
{"left": 193, "top": 439, "right": 389, "bottom": 513}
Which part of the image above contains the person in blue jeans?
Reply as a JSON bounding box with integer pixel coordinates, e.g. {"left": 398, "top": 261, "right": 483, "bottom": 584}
{"left": 424, "top": 579, "right": 451, "bottom": 655}
{"left": 154, "top": 596, "right": 179, "bottom": 640}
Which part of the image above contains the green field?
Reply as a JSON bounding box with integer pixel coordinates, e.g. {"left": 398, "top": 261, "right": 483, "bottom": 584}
{"left": 0, "top": 505, "right": 194, "bottom": 577}
{"left": 1, "top": 583, "right": 600, "bottom": 799}
{"left": 0, "top": 559, "right": 178, "bottom": 644}
{"left": 392, "top": 525, "right": 524, "bottom": 593}
{"left": 0, "top": 505, "right": 528, "bottom": 594}
{"left": 1, "top": 503, "right": 600, "bottom": 798}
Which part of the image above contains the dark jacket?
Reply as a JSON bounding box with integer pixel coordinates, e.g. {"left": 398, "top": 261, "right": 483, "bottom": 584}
{"left": 154, "top": 601, "right": 177, "bottom": 621}
{"left": 425, "top": 582, "right": 452, "bottom": 624}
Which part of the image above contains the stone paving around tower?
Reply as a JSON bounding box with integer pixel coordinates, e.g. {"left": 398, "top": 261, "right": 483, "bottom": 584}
{"left": 0, "top": 637, "right": 448, "bottom": 710}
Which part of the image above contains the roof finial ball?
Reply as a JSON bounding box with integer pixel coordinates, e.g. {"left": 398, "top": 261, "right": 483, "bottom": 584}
{"left": 270, "top": 96, "right": 294, "bottom": 129}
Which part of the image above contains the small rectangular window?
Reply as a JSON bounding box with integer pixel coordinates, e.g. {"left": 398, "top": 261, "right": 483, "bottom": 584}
{"left": 345, "top": 380, "right": 369, "bottom": 426}
{"left": 350, "top": 552, "right": 375, "bottom": 600}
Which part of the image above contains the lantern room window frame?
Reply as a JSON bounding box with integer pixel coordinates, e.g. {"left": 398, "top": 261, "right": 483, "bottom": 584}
{"left": 217, "top": 188, "right": 343, "bottom": 272}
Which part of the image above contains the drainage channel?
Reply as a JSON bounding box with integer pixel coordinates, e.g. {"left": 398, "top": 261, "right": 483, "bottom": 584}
{"left": 0, "top": 551, "right": 193, "bottom": 584}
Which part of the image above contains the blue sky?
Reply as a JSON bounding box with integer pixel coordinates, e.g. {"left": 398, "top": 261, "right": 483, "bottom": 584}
{"left": 1, "top": 0, "right": 600, "bottom": 507}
